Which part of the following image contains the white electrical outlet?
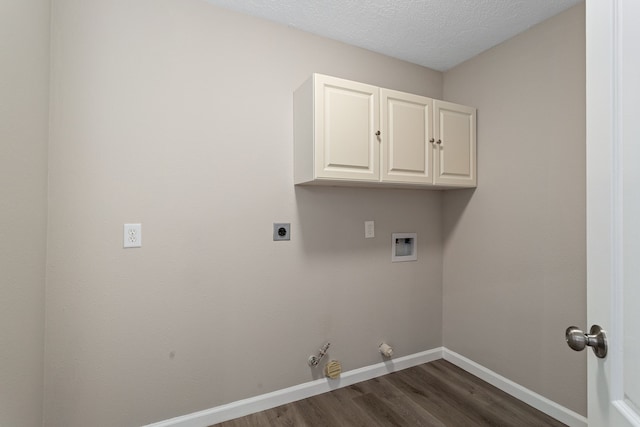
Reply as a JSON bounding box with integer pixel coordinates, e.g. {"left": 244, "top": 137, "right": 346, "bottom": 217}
{"left": 124, "top": 223, "right": 142, "bottom": 248}
{"left": 365, "top": 220, "right": 375, "bottom": 238}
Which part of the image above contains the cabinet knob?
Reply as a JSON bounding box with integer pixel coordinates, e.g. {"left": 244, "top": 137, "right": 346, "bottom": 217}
{"left": 436, "top": 139, "right": 442, "bottom": 145}
{"left": 429, "top": 138, "right": 435, "bottom": 143}
{"left": 375, "top": 131, "right": 381, "bottom": 136}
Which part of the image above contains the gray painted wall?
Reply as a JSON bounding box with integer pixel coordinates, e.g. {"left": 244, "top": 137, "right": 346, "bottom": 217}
{"left": 0, "top": 1, "right": 49, "bottom": 426}
{"left": 442, "top": 4, "right": 586, "bottom": 416}
{"left": 0, "top": 0, "right": 587, "bottom": 425}
{"left": 44, "top": 1, "right": 443, "bottom": 425}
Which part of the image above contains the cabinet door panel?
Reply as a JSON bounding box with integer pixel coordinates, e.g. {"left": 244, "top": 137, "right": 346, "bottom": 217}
{"left": 434, "top": 100, "right": 476, "bottom": 187}
{"left": 315, "top": 75, "right": 379, "bottom": 181}
{"left": 381, "top": 89, "right": 432, "bottom": 184}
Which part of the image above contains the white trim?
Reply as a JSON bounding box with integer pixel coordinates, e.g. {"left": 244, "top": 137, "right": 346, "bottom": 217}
{"left": 443, "top": 349, "right": 588, "bottom": 427}
{"left": 142, "top": 348, "right": 443, "bottom": 427}
{"left": 613, "top": 400, "right": 640, "bottom": 426}
{"left": 610, "top": 0, "right": 625, "bottom": 404}
{"left": 143, "top": 348, "right": 587, "bottom": 427}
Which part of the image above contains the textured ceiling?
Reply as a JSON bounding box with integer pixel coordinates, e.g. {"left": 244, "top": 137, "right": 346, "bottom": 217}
{"left": 204, "top": 0, "right": 582, "bottom": 71}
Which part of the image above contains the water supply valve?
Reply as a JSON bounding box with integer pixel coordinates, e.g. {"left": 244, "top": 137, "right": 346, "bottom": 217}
{"left": 308, "top": 342, "right": 330, "bottom": 367}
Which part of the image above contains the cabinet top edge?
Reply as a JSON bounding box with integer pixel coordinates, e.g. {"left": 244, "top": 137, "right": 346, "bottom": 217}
{"left": 304, "top": 72, "right": 476, "bottom": 110}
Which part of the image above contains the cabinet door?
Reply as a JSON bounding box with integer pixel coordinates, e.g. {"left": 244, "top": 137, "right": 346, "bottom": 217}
{"left": 380, "top": 89, "right": 433, "bottom": 184}
{"left": 314, "top": 74, "right": 380, "bottom": 181}
{"left": 433, "top": 100, "right": 476, "bottom": 187}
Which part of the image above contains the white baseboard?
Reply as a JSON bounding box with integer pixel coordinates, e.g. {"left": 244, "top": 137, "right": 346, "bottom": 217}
{"left": 142, "top": 347, "right": 443, "bottom": 427}
{"left": 143, "top": 347, "right": 587, "bottom": 427}
{"left": 442, "top": 348, "right": 588, "bottom": 427}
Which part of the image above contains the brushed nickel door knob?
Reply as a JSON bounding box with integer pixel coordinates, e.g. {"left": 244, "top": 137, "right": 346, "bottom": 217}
{"left": 565, "top": 325, "right": 607, "bottom": 358}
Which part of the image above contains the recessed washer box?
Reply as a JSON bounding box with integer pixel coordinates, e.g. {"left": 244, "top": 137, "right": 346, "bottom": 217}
{"left": 392, "top": 233, "right": 417, "bottom": 262}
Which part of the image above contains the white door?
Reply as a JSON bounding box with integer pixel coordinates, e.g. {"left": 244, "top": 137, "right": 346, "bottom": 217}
{"left": 586, "top": 0, "right": 640, "bottom": 425}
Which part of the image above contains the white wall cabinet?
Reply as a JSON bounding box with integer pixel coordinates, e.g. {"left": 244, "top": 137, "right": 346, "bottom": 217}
{"left": 380, "top": 88, "right": 433, "bottom": 185}
{"left": 433, "top": 100, "right": 476, "bottom": 187}
{"left": 294, "top": 74, "right": 380, "bottom": 183}
{"left": 294, "top": 74, "right": 476, "bottom": 189}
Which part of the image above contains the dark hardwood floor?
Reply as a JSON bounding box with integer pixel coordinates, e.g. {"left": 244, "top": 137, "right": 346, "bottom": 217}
{"left": 212, "top": 359, "right": 567, "bottom": 427}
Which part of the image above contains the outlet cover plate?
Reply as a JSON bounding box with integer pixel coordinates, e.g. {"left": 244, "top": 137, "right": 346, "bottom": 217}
{"left": 124, "top": 223, "right": 142, "bottom": 248}
{"left": 273, "top": 223, "right": 290, "bottom": 241}
{"left": 365, "top": 220, "right": 375, "bottom": 238}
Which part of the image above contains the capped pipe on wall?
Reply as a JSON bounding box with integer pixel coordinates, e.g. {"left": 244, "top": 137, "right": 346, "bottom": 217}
{"left": 379, "top": 342, "right": 393, "bottom": 358}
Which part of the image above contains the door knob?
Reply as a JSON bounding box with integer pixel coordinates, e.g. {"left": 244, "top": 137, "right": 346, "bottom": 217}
{"left": 565, "top": 325, "right": 607, "bottom": 358}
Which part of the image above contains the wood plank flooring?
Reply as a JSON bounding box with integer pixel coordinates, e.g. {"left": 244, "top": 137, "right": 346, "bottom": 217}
{"left": 212, "top": 360, "right": 567, "bottom": 427}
